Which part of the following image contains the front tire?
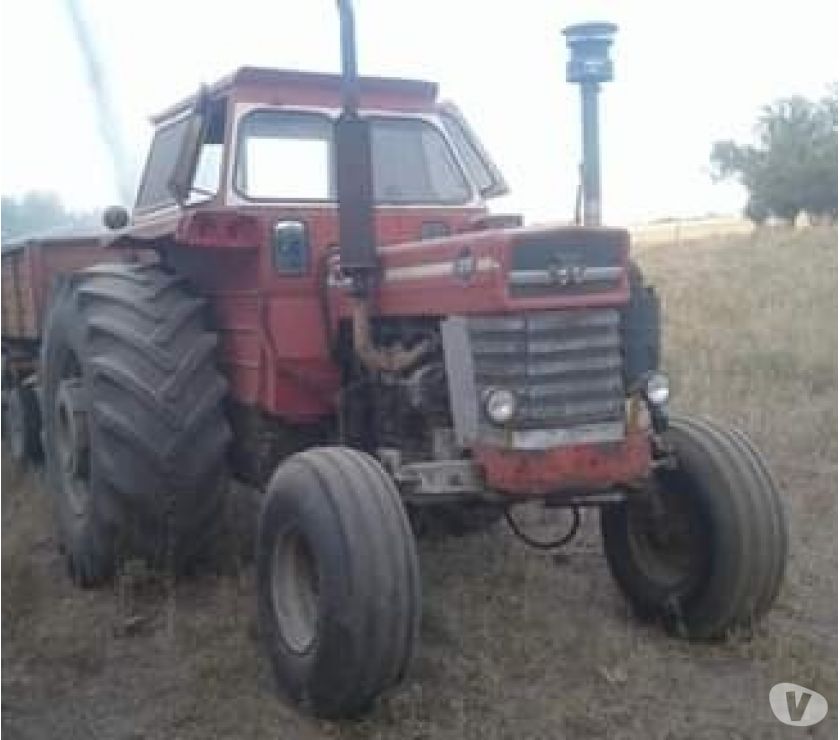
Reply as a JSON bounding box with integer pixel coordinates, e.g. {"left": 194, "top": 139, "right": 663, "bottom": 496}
{"left": 40, "top": 263, "right": 231, "bottom": 587}
{"left": 256, "top": 446, "right": 420, "bottom": 718}
{"left": 601, "top": 415, "right": 787, "bottom": 639}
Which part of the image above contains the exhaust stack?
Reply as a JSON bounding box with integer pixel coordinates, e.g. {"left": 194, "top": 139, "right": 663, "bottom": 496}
{"left": 335, "top": 0, "right": 377, "bottom": 296}
{"left": 562, "top": 22, "right": 617, "bottom": 227}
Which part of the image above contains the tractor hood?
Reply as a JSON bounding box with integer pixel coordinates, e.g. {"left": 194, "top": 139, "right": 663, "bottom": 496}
{"left": 334, "top": 223, "right": 631, "bottom": 319}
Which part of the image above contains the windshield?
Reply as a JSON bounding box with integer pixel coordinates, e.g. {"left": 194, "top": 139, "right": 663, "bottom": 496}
{"left": 234, "top": 110, "right": 472, "bottom": 205}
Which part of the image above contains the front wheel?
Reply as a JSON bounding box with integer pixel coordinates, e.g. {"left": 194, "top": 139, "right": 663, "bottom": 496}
{"left": 601, "top": 415, "right": 787, "bottom": 639}
{"left": 256, "top": 447, "right": 421, "bottom": 718}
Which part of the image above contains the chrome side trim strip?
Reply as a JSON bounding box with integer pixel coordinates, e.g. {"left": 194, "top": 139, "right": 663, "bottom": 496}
{"left": 508, "top": 265, "right": 622, "bottom": 286}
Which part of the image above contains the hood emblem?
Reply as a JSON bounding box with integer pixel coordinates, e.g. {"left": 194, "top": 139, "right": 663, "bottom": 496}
{"left": 547, "top": 253, "right": 587, "bottom": 286}
{"left": 453, "top": 249, "right": 477, "bottom": 281}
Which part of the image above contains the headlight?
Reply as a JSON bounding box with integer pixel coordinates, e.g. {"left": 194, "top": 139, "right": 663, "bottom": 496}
{"left": 644, "top": 372, "right": 670, "bottom": 406}
{"left": 484, "top": 388, "right": 517, "bottom": 424}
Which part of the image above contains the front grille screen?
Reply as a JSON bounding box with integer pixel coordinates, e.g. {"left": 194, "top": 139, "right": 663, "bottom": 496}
{"left": 468, "top": 309, "right": 625, "bottom": 432}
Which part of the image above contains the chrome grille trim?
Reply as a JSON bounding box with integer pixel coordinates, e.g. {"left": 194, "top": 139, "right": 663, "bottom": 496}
{"left": 508, "top": 265, "right": 622, "bottom": 287}
{"left": 474, "top": 352, "right": 622, "bottom": 382}
{"left": 468, "top": 310, "right": 618, "bottom": 334}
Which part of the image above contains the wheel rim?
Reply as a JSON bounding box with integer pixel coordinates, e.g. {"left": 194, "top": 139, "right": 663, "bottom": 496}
{"left": 271, "top": 529, "right": 319, "bottom": 654}
{"left": 54, "top": 378, "right": 90, "bottom": 516}
{"left": 626, "top": 483, "right": 700, "bottom": 591}
{"left": 7, "top": 391, "right": 26, "bottom": 461}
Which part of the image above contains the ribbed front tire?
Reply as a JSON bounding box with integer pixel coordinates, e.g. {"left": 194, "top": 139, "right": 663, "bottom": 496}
{"left": 601, "top": 415, "right": 788, "bottom": 639}
{"left": 256, "top": 446, "right": 420, "bottom": 718}
{"left": 40, "top": 263, "right": 231, "bottom": 587}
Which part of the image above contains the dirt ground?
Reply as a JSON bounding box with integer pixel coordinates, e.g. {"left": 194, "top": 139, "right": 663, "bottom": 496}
{"left": 2, "top": 227, "right": 837, "bottom": 739}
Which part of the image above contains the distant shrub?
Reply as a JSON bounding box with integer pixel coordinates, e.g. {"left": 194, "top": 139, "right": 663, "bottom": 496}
{"left": 710, "top": 87, "right": 838, "bottom": 226}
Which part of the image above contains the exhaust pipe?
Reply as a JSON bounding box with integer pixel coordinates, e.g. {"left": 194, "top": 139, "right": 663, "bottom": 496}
{"left": 335, "top": 0, "right": 377, "bottom": 296}
{"left": 335, "top": 1, "right": 418, "bottom": 374}
{"left": 562, "top": 22, "right": 617, "bottom": 227}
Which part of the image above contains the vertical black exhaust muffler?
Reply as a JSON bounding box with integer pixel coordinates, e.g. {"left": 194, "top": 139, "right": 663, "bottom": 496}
{"left": 335, "top": 0, "right": 377, "bottom": 297}
{"left": 334, "top": 1, "right": 427, "bottom": 375}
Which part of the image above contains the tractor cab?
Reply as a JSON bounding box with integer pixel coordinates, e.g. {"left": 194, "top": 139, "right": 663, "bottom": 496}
{"left": 131, "top": 67, "right": 509, "bottom": 246}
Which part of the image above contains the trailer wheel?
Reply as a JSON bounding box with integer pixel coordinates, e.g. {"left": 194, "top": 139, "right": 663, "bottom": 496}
{"left": 601, "top": 415, "right": 787, "bottom": 639}
{"left": 6, "top": 385, "right": 42, "bottom": 464}
{"left": 257, "top": 446, "right": 420, "bottom": 718}
{"left": 40, "top": 264, "right": 231, "bottom": 587}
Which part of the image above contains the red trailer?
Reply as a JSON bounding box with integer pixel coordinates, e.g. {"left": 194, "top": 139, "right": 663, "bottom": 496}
{"left": 2, "top": 236, "right": 110, "bottom": 342}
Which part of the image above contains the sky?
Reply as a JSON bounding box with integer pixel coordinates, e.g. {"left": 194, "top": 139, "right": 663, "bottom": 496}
{"left": 0, "top": 0, "right": 837, "bottom": 225}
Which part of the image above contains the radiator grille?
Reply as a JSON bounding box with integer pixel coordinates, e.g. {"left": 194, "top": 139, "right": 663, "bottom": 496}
{"left": 468, "top": 309, "right": 625, "bottom": 432}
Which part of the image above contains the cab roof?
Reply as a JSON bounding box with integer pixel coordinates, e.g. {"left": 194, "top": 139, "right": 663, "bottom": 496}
{"left": 152, "top": 66, "right": 440, "bottom": 124}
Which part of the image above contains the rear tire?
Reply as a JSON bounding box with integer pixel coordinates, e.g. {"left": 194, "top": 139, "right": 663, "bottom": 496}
{"left": 256, "top": 446, "right": 420, "bottom": 718}
{"left": 6, "top": 385, "right": 42, "bottom": 464}
{"left": 40, "top": 263, "right": 231, "bottom": 587}
{"left": 601, "top": 415, "right": 787, "bottom": 639}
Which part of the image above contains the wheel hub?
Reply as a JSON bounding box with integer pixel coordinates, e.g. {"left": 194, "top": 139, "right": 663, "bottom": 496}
{"left": 55, "top": 379, "right": 90, "bottom": 515}
{"left": 7, "top": 390, "right": 26, "bottom": 461}
{"left": 626, "top": 487, "right": 698, "bottom": 590}
{"left": 271, "top": 529, "right": 319, "bottom": 654}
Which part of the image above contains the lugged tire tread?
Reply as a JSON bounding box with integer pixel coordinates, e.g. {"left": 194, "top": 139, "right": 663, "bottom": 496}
{"left": 151, "top": 298, "right": 205, "bottom": 345}
{"left": 41, "top": 263, "right": 230, "bottom": 584}
{"left": 77, "top": 283, "right": 164, "bottom": 322}
{"left": 159, "top": 335, "right": 220, "bottom": 401}
{"left": 87, "top": 314, "right": 178, "bottom": 372}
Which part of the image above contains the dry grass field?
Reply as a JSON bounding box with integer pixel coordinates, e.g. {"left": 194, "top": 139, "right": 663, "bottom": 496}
{"left": 629, "top": 215, "right": 754, "bottom": 245}
{"left": 2, "top": 226, "right": 837, "bottom": 739}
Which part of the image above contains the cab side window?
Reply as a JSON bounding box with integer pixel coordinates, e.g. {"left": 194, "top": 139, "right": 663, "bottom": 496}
{"left": 135, "top": 97, "right": 227, "bottom": 212}
{"left": 188, "top": 99, "right": 227, "bottom": 204}
{"left": 135, "top": 117, "right": 192, "bottom": 211}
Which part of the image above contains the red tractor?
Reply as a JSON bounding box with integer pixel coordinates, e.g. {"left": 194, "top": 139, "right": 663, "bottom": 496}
{"left": 1, "top": 4, "right": 786, "bottom": 718}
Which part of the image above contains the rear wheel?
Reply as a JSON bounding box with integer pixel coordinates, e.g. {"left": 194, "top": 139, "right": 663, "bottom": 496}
{"left": 40, "top": 264, "right": 231, "bottom": 587}
{"left": 6, "top": 385, "right": 42, "bottom": 464}
{"left": 256, "top": 446, "right": 420, "bottom": 718}
{"left": 601, "top": 415, "right": 787, "bottom": 639}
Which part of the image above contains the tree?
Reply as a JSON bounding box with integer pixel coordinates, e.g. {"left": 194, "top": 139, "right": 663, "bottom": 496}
{"left": 1, "top": 192, "right": 101, "bottom": 243}
{"left": 710, "top": 88, "right": 838, "bottom": 225}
